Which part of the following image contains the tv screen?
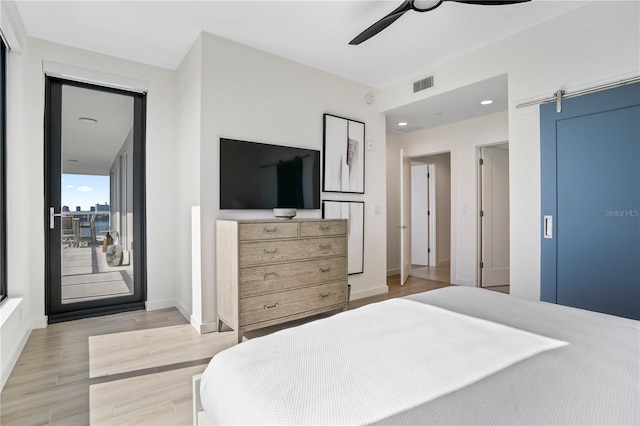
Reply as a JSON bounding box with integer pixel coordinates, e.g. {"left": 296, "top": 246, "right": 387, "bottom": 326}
{"left": 220, "top": 138, "right": 321, "bottom": 210}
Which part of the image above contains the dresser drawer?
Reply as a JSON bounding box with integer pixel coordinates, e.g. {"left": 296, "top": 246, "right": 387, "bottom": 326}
{"left": 239, "top": 257, "right": 347, "bottom": 298}
{"left": 239, "top": 237, "right": 346, "bottom": 266}
{"left": 238, "top": 222, "right": 299, "bottom": 241}
{"left": 239, "top": 281, "right": 347, "bottom": 326}
{"left": 300, "top": 220, "right": 346, "bottom": 237}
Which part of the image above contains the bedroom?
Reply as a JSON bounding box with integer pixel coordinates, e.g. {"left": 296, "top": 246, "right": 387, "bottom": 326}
{"left": 0, "top": 0, "right": 638, "bottom": 424}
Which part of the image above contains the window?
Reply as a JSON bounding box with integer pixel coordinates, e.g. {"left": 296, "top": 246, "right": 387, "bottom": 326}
{"left": 0, "top": 37, "right": 7, "bottom": 304}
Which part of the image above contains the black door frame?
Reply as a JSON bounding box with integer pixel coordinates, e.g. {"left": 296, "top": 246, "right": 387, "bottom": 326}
{"left": 44, "top": 77, "right": 147, "bottom": 323}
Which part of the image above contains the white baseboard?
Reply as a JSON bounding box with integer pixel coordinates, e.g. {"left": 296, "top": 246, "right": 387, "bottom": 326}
{"left": 190, "top": 315, "right": 218, "bottom": 334}
{"left": 145, "top": 299, "right": 176, "bottom": 312}
{"left": 387, "top": 268, "right": 400, "bottom": 276}
{"left": 351, "top": 285, "right": 387, "bottom": 300}
{"left": 31, "top": 316, "right": 48, "bottom": 329}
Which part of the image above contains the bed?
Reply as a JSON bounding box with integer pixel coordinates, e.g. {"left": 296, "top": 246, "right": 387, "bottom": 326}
{"left": 196, "top": 286, "right": 640, "bottom": 425}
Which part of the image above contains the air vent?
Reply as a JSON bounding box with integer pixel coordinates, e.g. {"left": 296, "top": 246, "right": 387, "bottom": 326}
{"left": 413, "top": 75, "right": 434, "bottom": 93}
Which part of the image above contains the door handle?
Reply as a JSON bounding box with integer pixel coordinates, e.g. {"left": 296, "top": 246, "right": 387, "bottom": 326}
{"left": 543, "top": 215, "right": 553, "bottom": 239}
{"left": 50, "top": 207, "right": 63, "bottom": 229}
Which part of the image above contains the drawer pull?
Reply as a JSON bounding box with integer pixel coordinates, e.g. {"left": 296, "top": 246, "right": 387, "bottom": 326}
{"left": 319, "top": 292, "right": 332, "bottom": 298}
{"left": 264, "top": 303, "right": 279, "bottom": 310}
{"left": 319, "top": 224, "right": 331, "bottom": 231}
{"left": 263, "top": 272, "right": 280, "bottom": 280}
{"left": 263, "top": 248, "right": 279, "bottom": 254}
{"left": 263, "top": 227, "right": 279, "bottom": 233}
{"left": 318, "top": 244, "right": 332, "bottom": 251}
{"left": 319, "top": 267, "right": 332, "bottom": 273}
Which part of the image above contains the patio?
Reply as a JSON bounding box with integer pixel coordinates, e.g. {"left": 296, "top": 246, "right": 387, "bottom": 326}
{"left": 62, "top": 245, "right": 133, "bottom": 304}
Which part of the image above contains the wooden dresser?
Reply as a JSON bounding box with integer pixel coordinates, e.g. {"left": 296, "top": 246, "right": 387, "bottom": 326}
{"left": 216, "top": 219, "right": 348, "bottom": 342}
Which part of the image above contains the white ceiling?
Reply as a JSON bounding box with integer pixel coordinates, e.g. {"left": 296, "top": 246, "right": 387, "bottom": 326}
{"left": 16, "top": 0, "right": 592, "bottom": 140}
{"left": 62, "top": 85, "right": 133, "bottom": 175}
{"left": 16, "top": 1, "right": 591, "bottom": 89}
{"left": 386, "top": 73, "right": 508, "bottom": 133}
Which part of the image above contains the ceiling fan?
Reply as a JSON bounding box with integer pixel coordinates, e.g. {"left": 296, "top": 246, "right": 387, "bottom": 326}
{"left": 349, "top": 0, "right": 531, "bottom": 45}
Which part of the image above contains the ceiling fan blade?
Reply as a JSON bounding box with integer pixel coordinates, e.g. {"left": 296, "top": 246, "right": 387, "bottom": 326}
{"left": 349, "top": 1, "right": 413, "bottom": 45}
{"left": 450, "top": 0, "right": 531, "bottom": 5}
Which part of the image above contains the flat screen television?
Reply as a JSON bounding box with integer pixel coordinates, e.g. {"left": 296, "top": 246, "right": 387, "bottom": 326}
{"left": 220, "top": 138, "right": 321, "bottom": 210}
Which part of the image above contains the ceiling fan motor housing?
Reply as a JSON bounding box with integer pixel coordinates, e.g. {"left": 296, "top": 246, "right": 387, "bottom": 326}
{"left": 412, "top": 1, "right": 444, "bottom": 12}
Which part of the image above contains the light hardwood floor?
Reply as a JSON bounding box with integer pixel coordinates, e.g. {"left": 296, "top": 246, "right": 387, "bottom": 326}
{"left": 1, "top": 276, "right": 449, "bottom": 425}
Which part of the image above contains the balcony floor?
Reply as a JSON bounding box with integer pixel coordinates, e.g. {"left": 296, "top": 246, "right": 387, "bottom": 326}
{"left": 62, "top": 245, "right": 133, "bottom": 304}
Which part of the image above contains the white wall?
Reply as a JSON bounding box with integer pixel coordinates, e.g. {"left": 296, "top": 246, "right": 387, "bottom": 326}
{"left": 175, "top": 35, "right": 203, "bottom": 322}
{"left": 22, "top": 38, "right": 179, "bottom": 318}
{"left": 189, "top": 32, "right": 387, "bottom": 329}
{"left": 1, "top": 0, "right": 31, "bottom": 391}
{"left": 432, "top": 153, "right": 451, "bottom": 266}
{"left": 382, "top": 1, "right": 639, "bottom": 299}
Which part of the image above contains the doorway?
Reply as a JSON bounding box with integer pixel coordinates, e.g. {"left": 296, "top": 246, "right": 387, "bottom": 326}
{"left": 402, "top": 153, "right": 451, "bottom": 284}
{"left": 478, "top": 144, "right": 510, "bottom": 292}
{"left": 45, "top": 78, "right": 147, "bottom": 323}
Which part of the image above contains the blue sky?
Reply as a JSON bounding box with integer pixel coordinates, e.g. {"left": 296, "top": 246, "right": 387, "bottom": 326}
{"left": 62, "top": 174, "right": 110, "bottom": 211}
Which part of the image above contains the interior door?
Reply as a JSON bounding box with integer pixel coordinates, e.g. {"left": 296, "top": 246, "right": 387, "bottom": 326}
{"left": 480, "top": 145, "right": 510, "bottom": 287}
{"left": 399, "top": 149, "right": 411, "bottom": 285}
{"left": 411, "top": 164, "right": 428, "bottom": 266}
{"left": 541, "top": 82, "right": 640, "bottom": 320}
{"left": 427, "top": 163, "right": 436, "bottom": 267}
{"left": 45, "top": 77, "right": 147, "bottom": 322}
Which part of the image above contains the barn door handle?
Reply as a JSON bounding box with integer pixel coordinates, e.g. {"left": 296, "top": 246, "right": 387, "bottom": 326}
{"left": 544, "top": 215, "right": 553, "bottom": 239}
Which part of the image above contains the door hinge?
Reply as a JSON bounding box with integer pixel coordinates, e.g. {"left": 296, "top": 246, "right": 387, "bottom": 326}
{"left": 428, "top": 248, "right": 431, "bottom": 253}
{"left": 480, "top": 210, "right": 484, "bottom": 217}
{"left": 479, "top": 158, "right": 484, "bottom": 166}
{"left": 480, "top": 262, "right": 484, "bottom": 269}
{"left": 427, "top": 173, "right": 430, "bottom": 179}
{"left": 427, "top": 210, "right": 431, "bottom": 216}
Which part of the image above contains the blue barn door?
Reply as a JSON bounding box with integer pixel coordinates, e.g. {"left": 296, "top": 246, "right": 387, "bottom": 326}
{"left": 541, "top": 82, "right": 640, "bottom": 320}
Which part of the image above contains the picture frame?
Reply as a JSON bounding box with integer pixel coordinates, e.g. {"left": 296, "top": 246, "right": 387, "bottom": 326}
{"left": 323, "top": 114, "right": 365, "bottom": 193}
{"left": 322, "top": 200, "right": 364, "bottom": 275}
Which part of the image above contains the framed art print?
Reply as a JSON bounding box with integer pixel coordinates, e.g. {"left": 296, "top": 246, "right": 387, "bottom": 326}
{"left": 323, "top": 114, "right": 365, "bottom": 193}
{"left": 323, "top": 200, "right": 364, "bottom": 274}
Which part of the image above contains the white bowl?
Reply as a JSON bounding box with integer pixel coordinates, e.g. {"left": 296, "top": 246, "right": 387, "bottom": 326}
{"left": 273, "top": 208, "right": 297, "bottom": 219}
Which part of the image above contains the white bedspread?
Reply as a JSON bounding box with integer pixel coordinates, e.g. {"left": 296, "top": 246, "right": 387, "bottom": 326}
{"left": 201, "top": 298, "right": 566, "bottom": 425}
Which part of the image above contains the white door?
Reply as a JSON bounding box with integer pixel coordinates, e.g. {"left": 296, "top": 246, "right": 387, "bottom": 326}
{"left": 411, "top": 164, "right": 428, "bottom": 265}
{"left": 400, "top": 149, "right": 411, "bottom": 285}
{"left": 427, "top": 163, "right": 436, "bottom": 267}
{"left": 480, "top": 145, "right": 510, "bottom": 287}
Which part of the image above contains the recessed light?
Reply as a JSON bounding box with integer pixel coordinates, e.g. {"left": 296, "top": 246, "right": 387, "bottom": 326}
{"left": 435, "top": 112, "right": 444, "bottom": 115}
{"left": 67, "top": 159, "right": 78, "bottom": 163}
{"left": 398, "top": 122, "right": 408, "bottom": 126}
{"left": 78, "top": 117, "right": 98, "bottom": 124}
{"left": 480, "top": 99, "right": 494, "bottom": 105}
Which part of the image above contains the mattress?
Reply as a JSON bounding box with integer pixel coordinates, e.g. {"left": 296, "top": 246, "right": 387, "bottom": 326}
{"left": 200, "top": 286, "right": 640, "bottom": 425}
